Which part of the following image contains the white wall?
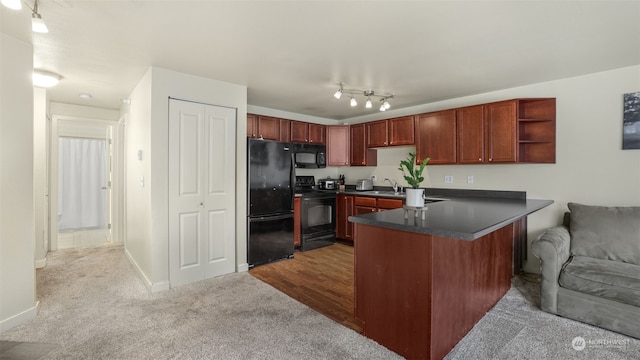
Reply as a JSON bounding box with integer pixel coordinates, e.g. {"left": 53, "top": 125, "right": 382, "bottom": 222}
{"left": 33, "top": 88, "right": 48, "bottom": 267}
{"left": 125, "top": 67, "right": 247, "bottom": 291}
{"left": 341, "top": 65, "right": 640, "bottom": 273}
{"left": 0, "top": 32, "right": 37, "bottom": 331}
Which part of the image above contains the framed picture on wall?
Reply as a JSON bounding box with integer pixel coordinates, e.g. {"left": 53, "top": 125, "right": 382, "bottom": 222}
{"left": 623, "top": 92, "right": 640, "bottom": 150}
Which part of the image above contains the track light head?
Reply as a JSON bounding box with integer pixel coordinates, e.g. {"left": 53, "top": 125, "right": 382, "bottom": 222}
{"left": 350, "top": 97, "right": 357, "bottom": 107}
{"left": 334, "top": 89, "right": 342, "bottom": 99}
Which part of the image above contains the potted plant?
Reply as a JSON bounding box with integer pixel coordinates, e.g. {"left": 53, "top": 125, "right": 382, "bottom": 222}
{"left": 399, "top": 152, "right": 429, "bottom": 207}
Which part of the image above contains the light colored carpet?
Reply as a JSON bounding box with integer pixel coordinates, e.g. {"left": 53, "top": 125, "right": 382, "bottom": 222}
{"left": 1, "top": 244, "right": 639, "bottom": 359}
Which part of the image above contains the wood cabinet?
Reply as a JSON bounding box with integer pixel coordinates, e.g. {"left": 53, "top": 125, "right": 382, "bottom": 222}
{"left": 376, "top": 198, "right": 403, "bottom": 211}
{"left": 247, "top": 114, "right": 258, "bottom": 138}
{"left": 350, "top": 124, "right": 377, "bottom": 166}
{"left": 366, "top": 116, "right": 415, "bottom": 148}
{"left": 294, "top": 196, "right": 301, "bottom": 247}
{"left": 336, "top": 194, "right": 354, "bottom": 241}
{"left": 485, "top": 100, "right": 517, "bottom": 163}
{"left": 290, "top": 121, "right": 308, "bottom": 143}
{"left": 366, "top": 120, "right": 389, "bottom": 147}
{"left": 247, "top": 114, "right": 281, "bottom": 141}
{"left": 388, "top": 116, "right": 415, "bottom": 146}
{"left": 516, "top": 98, "right": 556, "bottom": 163}
{"left": 291, "top": 121, "right": 326, "bottom": 144}
{"left": 309, "top": 123, "right": 326, "bottom": 144}
{"left": 279, "top": 119, "right": 291, "bottom": 142}
{"left": 415, "top": 110, "right": 457, "bottom": 165}
{"left": 327, "top": 125, "right": 350, "bottom": 166}
{"left": 457, "top": 105, "right": 485, "bottom": 164}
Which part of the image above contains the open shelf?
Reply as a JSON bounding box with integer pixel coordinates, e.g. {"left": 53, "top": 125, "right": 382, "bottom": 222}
{"left": 517, "top": 98, "right": 556, "bottom": 163}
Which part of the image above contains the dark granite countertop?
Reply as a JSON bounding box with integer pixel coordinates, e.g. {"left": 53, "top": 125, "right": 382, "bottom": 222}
{"left": 348, "top": 193, "right": 553, "bottom": 241}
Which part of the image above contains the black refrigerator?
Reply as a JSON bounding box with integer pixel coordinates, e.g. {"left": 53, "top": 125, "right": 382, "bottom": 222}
{"left": 247, "top": 139, "right": 295, "bottom": 267}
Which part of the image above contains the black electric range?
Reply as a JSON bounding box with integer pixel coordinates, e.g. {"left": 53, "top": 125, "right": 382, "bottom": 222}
{"left": 295, "top": 176, "right": 337, "bottom": 251}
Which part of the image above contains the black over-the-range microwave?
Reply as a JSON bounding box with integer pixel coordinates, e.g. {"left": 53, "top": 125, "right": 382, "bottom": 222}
{"left": 293, "top": 143, "right": 326, "bottom": 168}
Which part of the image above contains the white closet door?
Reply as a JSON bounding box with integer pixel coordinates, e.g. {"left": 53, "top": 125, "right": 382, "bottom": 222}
{"left": 169, "top": 99, "right": 236, "bottom": 287}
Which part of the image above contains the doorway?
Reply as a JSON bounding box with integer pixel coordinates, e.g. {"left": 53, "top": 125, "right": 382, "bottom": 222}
{"left": 49, "top": 116, "right": 119, "bottom": 250}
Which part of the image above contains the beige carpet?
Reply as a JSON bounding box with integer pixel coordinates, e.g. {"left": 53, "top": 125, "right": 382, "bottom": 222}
{"left": 1, "top": 244, "right": 639, "bottom": 359}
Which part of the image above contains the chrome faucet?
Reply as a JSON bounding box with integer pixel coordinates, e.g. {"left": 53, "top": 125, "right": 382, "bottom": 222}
{"left": 383, "top": 178, "right": 400, "bottom": 193}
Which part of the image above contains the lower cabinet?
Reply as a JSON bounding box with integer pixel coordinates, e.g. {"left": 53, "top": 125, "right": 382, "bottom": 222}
{"left": 337, "top": 195, "right": 404, "bottom": 241}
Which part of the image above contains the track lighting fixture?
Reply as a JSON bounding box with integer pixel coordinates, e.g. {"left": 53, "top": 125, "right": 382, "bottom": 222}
{"left": 332, "top": 83, "right": 394, "bottom": 112}
{"left": 31, "top": 0, "right": 48, "bottom": 33}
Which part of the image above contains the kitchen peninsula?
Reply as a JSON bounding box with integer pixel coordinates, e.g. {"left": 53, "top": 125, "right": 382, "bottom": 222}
{"left": 348, "top": 191, "right": 552, "bottom": 360}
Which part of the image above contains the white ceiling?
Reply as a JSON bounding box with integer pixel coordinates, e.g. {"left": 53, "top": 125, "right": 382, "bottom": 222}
{"left": 11, "top": 1, "right": 640, "bottom": 119}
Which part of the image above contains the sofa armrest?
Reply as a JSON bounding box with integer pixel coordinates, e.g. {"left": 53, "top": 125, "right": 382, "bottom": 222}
{"left": 531, "top": 225, "right": 571, "bottom": 313}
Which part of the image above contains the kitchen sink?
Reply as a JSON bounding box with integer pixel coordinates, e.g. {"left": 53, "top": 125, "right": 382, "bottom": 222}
{"left": 361, "top": 190, "right": 405, "bottom": 198}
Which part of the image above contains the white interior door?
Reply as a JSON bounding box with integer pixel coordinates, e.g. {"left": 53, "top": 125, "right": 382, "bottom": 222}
{"left": 169, "top": 99, "right": 236, "bottom": 287}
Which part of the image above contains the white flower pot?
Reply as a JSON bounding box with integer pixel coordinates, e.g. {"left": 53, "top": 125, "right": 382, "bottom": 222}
{"left": 405, "top": 188, "right": 425, "bottom": 208}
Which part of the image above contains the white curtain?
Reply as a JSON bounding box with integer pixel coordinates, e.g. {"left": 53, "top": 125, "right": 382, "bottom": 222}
{"left": 58, "top": 137, "right": 107, "bottom": 231}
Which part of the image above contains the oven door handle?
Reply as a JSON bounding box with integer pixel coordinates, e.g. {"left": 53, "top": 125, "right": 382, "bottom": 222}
{"left": 249, "top": 213, "right": 294, "bottom": 223}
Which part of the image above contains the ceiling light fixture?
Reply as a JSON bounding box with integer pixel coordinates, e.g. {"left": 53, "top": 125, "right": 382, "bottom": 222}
{"left": 30, "top": 0, "right": 48, "bottom": 33}
{"left": 332, "top": 83, "right": 394, "bottom": 112}
{"left": 1, "top": 0, "right": 22, "bottom": 10}
{"left": 32, "top": 70, "right": 61, "bottom": 88}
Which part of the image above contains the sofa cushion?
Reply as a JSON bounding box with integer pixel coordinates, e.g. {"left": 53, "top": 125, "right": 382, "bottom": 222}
{"left": 568, "top": 203, "right": 640, "bottom": 265}
{"left": 559, "top": 256, "right": 640, "bottom": 307}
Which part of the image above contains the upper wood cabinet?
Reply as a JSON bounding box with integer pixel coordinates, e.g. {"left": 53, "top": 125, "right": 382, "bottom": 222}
{"left": 415, "top": 110, "right": 457, "bottom": 165}
{"left": 290, "top": 121, "right": 308, "bottom": 143}
{"left": 290, "top": 121, "right": 326, "bottom": 144}
{"left": 516, "top": 98, "right": 556, "bottom": 163}
{"left": 457, "top": 105, "right": 485, "bottom": 164}
{"left": 247, "top": 114, "right": 280, "bottom": 140}
{"left": 388, "top": 116, "right": 415, "bottom": 146}
{"left": 247, "top": 114, "right": 258, "bottom": 138}
{"left": 308, "top": 123, "right": 326, "bottom": 144}
{"left": 279, "top": 119, "right": 291, "bottom": 142}
{"left": 366, "top": 117, "right": 414, "bottom": 148}
{"left": 366, "top": 120, "right": 388, "bottom": 147}
{"left": 485, "top": 101, "right": 517, "bottom": 163}
{"left": 257, "top": 116, "right": 280, "bottom": 141}
{"left": 350, "top": 124, "right": 377, "bottom": 166}
{"left": 327, "top": 125, "right": 350, "bottom": 166}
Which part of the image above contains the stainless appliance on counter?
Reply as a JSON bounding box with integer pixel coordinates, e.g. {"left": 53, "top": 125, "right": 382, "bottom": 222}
{"left": 295, "top": 176, "right": 336, "bottom": 251}
{"left": 317, "top": 177, "right": 338, "bottom": 190}
{"left": 356, "top": 178, "right": 374, "bottom": 191}
{"left": 247, "top": 139, "right": 295, "bottom": 268}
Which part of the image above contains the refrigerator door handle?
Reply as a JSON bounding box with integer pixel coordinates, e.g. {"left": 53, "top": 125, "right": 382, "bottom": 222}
{"left": 290, "top": 151, "right": 295, "bottom": 209}
{"left": 249, "top": 213, "right": 294, "bottom": 223}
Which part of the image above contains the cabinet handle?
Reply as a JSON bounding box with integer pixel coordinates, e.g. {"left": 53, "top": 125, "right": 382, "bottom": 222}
{"left": 384, "top": 141, "right": 387, "bottom": 145}
{"left": 489, "top": 158, "right": 493, "bottom": 162}
{"left": 479, "top": 158, "right": 482, "bottom": 161}
{"left": 310, "top": 140, "right": 313, "bottom": 143}
{"left": 390, "top": 141, "right": 393, "bottom": 145}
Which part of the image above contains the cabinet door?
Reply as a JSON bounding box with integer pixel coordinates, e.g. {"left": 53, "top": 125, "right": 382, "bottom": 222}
{"left": 377, "top": 198, "right": 403, "bottom": 211}
{"left": 485, "top": 101, "right": 517, "bottom": 163}
{"left": 415, "top": 110, "right": 457, "bottom": 165}
{"left": 290, "top": 121, "right": 308, "bottom": 143}
{"left": 355, "top": 206, "right": 377, "bottom": 215}
{"left": 257, "top": 116, "right": 280, "bottom": 141}
{"left": 308, "top": 123, "right": 326, "bottom": 144}
{"left": 294, "top": 196, "right": 301, "bottom": 247}
{"left": 457, "top": 105, "right": 485, "bottom": 164}
{"left": 366, "top": 120, "right": 388, "bottom": 147}
{"left": 336, "top": 195, "right": 354, "bottom": 240}
{"left": 279, "top": 119, "right": 291, "bottom": 142}
{"left": 389, "top": 116, "right": 415, "bottom": 146}
{"left": 247, "top": 114, "right": 258, "bottom": 138}
{"left": 327, "top": 125, "right": 350, "bottom": 166}
{"left": 350, "top": 124, "right": 367, "bottom": 166}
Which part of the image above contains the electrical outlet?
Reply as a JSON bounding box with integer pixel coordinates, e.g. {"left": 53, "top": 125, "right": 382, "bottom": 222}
{"left": 467, "top": 175, "right": 474, "bottom": 184}
{"left": 371, "top": 175, "right": 377, "bottom": 182}
{"left": 444, "top": 175, "right": 453, "bottom": 184}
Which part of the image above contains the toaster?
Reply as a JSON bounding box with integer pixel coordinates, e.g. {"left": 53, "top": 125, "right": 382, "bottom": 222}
{"left": 356, "top": 179, "right": 374, "bottom": 191}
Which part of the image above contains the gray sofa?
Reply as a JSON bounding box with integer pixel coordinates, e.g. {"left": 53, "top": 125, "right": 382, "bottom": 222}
{"left": 531, "top": 202, "right": 640, "bottom": 339}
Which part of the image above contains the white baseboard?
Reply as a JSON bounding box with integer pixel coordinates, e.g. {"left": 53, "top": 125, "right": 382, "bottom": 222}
{"left": 35, "top": 257, "right": 47, "bottom": 269}
{"left": 124, "top": 248, "right": 170, "bottom": 293}
{"left": 237, "top": 262, "right": 249, "bottom": 272}
{"left": 0, "top": 301, "right": 39, "bottom": 333}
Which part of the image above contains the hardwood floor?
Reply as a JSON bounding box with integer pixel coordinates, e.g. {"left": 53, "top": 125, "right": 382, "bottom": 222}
{"left": 249, "top": 242, "right": 363, "bottom": 333}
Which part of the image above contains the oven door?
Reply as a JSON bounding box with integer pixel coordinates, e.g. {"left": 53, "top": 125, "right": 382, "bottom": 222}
{"left": 300, "top": 195, "right": 336, "bottom": 251}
